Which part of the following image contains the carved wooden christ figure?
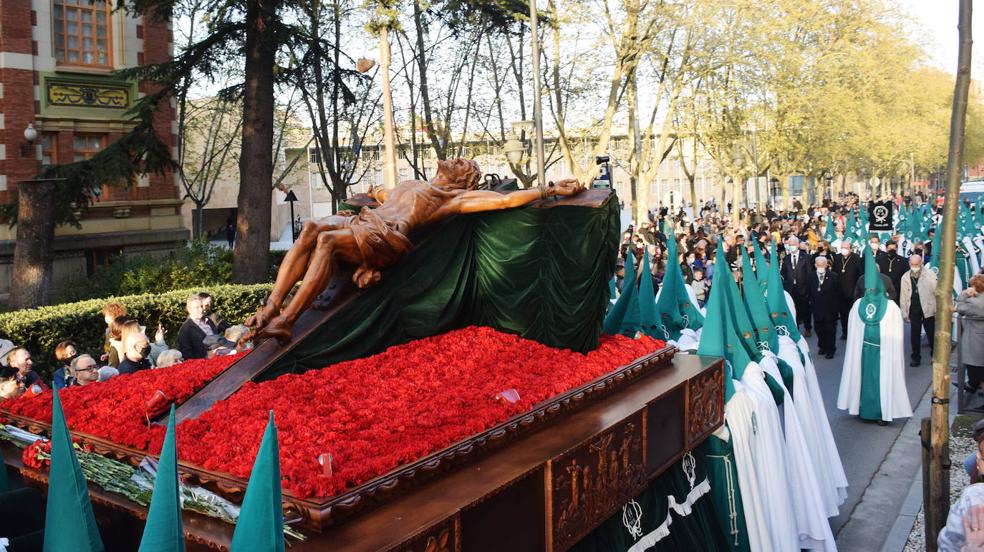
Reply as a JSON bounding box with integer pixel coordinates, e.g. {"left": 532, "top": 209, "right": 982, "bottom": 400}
{"left": 247, "top": 158, "right": 586, "bottom": 342}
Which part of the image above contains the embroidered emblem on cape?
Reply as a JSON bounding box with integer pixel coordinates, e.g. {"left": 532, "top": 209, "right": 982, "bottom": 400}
{"left": 622, "top": 499, "right": 644, "bottom": 539}
{"left": 865, "top": 303, "right": 877, "bottom": 320}
{"left": 683, "top": 452, "right": 697, "bottom": 490}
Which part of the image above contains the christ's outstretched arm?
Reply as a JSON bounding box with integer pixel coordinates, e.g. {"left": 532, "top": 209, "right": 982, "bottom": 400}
{"left": 451, "top": 179, "right": 584, "bottom": 214}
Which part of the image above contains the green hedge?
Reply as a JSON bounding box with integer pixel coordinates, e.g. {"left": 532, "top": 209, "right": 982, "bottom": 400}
{"left": 0, "top": 284, "right": 272, "bottom": 382}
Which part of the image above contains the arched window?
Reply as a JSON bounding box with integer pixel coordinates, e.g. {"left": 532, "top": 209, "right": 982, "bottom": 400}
{"left": 54, "top": 0, "right": 113, "bottom": 67}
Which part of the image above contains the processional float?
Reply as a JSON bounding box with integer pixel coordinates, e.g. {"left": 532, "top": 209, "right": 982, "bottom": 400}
{"left": 0, "top": 160, "right": 723, "bottom": 551}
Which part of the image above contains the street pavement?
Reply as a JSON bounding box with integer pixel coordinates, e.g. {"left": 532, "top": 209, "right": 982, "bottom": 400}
{"left": 806, "top": 323, "right": 934, "bottom": 548}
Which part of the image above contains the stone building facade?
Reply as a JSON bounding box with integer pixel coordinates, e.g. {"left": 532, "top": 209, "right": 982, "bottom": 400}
{"left": 0, "top": 0, "right": 186, "bottom": 300}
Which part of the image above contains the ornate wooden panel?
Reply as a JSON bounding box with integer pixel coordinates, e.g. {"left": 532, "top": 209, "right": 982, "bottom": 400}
{"left": 400, "top": 517, "right": 458, "bottom": 552}
{"left": 548, "top": 410, "right": 646, "bottom": 551}
{"left": 686, "top": 361, "right": 724, "bottom": 448}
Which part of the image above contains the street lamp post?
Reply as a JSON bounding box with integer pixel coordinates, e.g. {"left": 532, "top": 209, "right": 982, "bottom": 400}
{"left": 284, "top": 189, "right": 299, "bottom": 242}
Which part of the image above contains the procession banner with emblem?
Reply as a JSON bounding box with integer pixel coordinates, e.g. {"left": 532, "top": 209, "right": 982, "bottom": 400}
{"left": 868, "top": 201, "right": 893, "bottom": 231}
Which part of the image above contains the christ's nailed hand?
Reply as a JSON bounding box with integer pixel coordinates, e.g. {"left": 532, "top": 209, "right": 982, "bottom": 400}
{"left": 550, "top": 179, "right": 585, "bottom": 197}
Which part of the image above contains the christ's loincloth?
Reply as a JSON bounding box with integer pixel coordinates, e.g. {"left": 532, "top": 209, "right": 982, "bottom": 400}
{"left": 347, "top": 207, "right": 413, "bottom": 288}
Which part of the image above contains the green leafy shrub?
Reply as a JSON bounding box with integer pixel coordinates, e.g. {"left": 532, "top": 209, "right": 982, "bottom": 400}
{"left": 54, "top": 240, "right": 238, "bottom": 303}
{"left": 0, "top": 284, "right": 272, "bottom": 383}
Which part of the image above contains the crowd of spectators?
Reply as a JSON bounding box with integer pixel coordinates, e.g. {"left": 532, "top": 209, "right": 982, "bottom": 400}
{"left": 618, "top": 195, "right": 983, "bottom": 367}
{"left": 0, "top": 291, "right": 250, "bottom": 400}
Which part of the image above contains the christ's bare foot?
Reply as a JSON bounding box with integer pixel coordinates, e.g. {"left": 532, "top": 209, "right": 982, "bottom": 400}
{"left": 245, "top": 304, "right": 278, "bottom": 332}
{"left": 254, "top": 314, "right": 294, "bottom": 344}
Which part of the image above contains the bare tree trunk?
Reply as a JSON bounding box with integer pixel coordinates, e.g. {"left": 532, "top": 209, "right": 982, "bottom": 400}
{"left": 232, "top": 0, "right": 278, "bottom": 283}
{"left": 927, "top": 1, "right": 972, "bottom": 549}
{"left": 10, "top": 180, "right": 56, "bottom": 309}
{"left": 627, "top": 70, "right": 643, "bottom": 224}
{"left": 380, "top": 25, "right": 399, "bottom": 188}
{"left": 194, "top": 204, "right": 205, "bottom": 239}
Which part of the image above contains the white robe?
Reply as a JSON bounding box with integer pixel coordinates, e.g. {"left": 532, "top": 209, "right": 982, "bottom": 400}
{"left": 726, "top": 382, "right": 772, "bottom": 552}
{"left": 779, "top": 337, "right": 849, "bottom": 510}
{"left": 974, "top": 236, "right": 984, "bottom": 268}
{"left": 963, "top": 237, "right": 982, "bottom": 277}
{"left": 837, "top": 299, "right": 913, "bottom": 421}
{"left": 739, "top": 363, "right": 801, "bottom": 552}
{"left": 758, "top": 353, "right": 839, "bottom": 550}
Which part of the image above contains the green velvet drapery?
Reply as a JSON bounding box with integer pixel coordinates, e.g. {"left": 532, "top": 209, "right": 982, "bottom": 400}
{"left": 261, "top": 192, "right": 620, "bottom": 380}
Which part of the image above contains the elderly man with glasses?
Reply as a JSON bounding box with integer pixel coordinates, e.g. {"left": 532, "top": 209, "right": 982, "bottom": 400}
{"left": 67, "top": 355, "right": 99, "bottom": 386}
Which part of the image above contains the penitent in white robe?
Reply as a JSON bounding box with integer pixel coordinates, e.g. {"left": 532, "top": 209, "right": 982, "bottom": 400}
{"left": 778, "top": 337, "right": 849, "bottom": 512}
{"left": 837, "top": 300, "right": 913, "bottom": 421}
{"left": 726, "top": 383, "right": 770, "bottom": 552}
{"left": 739, "top": 363, "right": 801, "bottom": 552}
{"left": 758, "top": 354, "right": 838, "bottom": 551}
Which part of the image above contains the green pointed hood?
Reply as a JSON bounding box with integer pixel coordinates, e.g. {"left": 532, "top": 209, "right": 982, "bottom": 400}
{"left": 138, "top": 406, "right": 185, "bottom": 552}
{"left": 608, "top": 276, "right": 617, "bottom": 303}
{"left": 656, "top": 236, "right": 704, "bottom": 337}
{"left": 697, "top": 257, "right": 740, "bottom": 397}
{"left": 714, "top": 240, "right": 762, "bottom": 362}
{"left": 44, "top": 390, "right": 105, "bottom": 552}
{"left": 766, "top": 241, "right": 802, "bottom": 341}
{"left": 740, "top": 249, "right": 778, "bottom": 352}
{"left": 858, "top": 247, "right": 888, "bottom": 324}
{"left": 824, "top": 216, "right": 836, "bottom": 242}
{"left": 637, "top": 250, "right": 663, "bottom": 339}
{"left": 604, "top": 254, "right": 641, "bottom": 336}
{"left": 231, "top": 412, "right": 285, "bottom": 552}
{"left": 846, "top": 210, "right": 858, "bottom": 240}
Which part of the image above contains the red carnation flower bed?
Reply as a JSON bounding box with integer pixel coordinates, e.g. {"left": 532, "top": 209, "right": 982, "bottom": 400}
{"left": 3, "top": 327, "right": 664, "bottom": 500}
{"left": 174, "top": 327, "right": 664, "bottom": 499}
{"left": 2, "top": 355, "right": 238, "bottom": 450}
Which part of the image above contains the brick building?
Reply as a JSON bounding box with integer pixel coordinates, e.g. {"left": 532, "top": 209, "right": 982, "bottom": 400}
{"left": 0, "top": 0, "right": 186, "bottom": 301}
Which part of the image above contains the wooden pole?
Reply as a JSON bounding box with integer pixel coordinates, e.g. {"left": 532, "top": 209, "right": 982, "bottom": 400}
{"left": 529, "top": 0, "right": 547, "bottom": 191}
{"left": 927, "top": 1, "right": 972, "bottom": 549}
{"left": 379, "top": 26, "right": 398, "bottom": 189}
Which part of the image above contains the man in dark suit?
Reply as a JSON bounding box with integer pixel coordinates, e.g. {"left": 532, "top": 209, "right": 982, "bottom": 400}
{"left": 878, "top": 241, "right": 908, "bottom": 304}
{"left": 832, "top": 240, "right": 863, "bottom": 339}
{"left": 808, "top": 256, "right": 840, "bottom": 358}
{"left": 177, "top": 294, "right": 218, "bottom": 360}
{"left": 781, "top": 236, "right": 813, "bottom": 336}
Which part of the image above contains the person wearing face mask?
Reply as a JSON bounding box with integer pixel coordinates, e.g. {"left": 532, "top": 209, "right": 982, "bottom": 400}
{"left": 809, "top": 255, "right": 841, "bottom": 358}
{"left": 118, "top": 332, "right": 153, "bottom": 375}
{"left": 900, "top": 254, "right": 937, "bottom": 367}
{"left": 781, "top": 236, "right": 813, "bottom": 337}
{"left": 833, "top": 240, "right": 864, "bottom": 339}
{"left": 868, "top": 235, "right": 887, "bottom": 264}
{"left": 879, "top": 241, "right": 908, "bottom": 304}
